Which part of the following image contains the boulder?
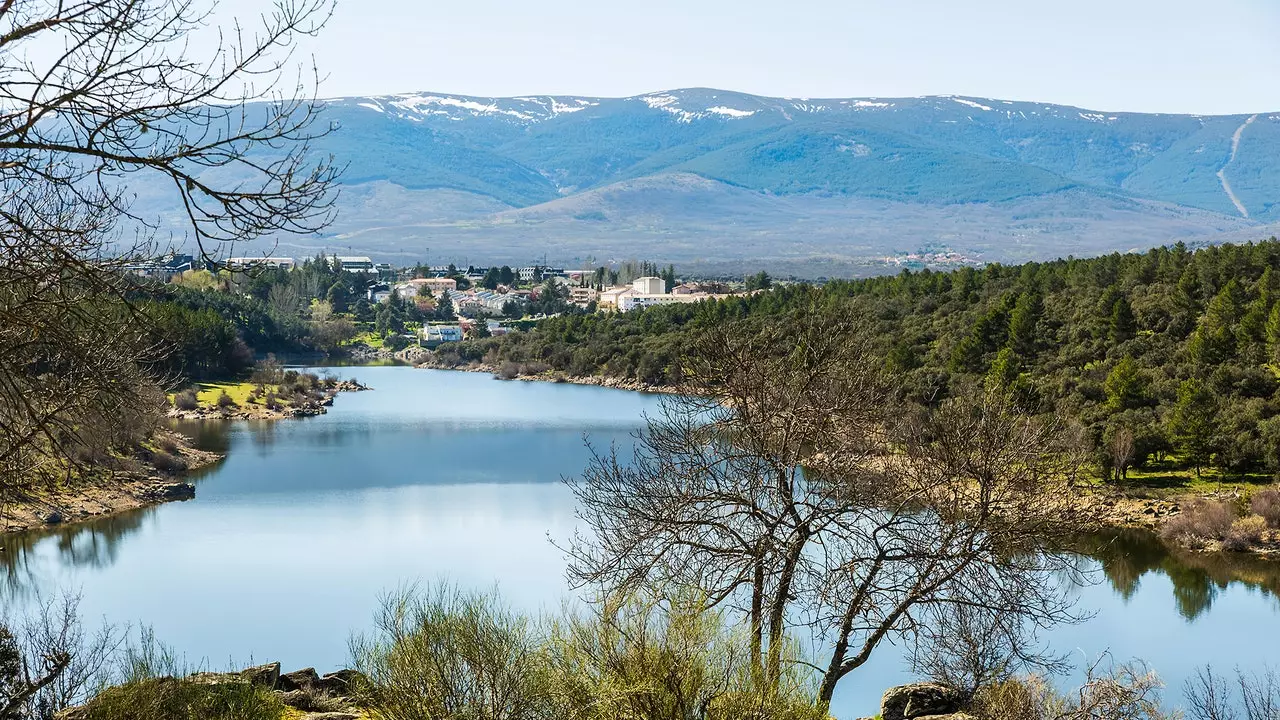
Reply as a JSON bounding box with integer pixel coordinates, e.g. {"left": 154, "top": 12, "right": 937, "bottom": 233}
{"left": 139, "top": 482, "right": 195, "bottom": 501}
{"left": 41, "top": 511, "right": 64, "bottom": 525}
{"left": 881, "top": 682, "right": 965, "bottom": 720}
{"left": 915, "top": 715, "right": 977, "bottom": 720}
{"left": 278, "top": 667, "right": 321, "bottom": 692}
{"left": 315, "top": 668, "right": 368, "bottom": 695}
{"left": 240, "top": 662, "right": 281, "bottom": 688}
{"left": 192, "top": 662, "right": 280, "bottom": 689}
{"left": 277, "top": 689, "right": 311, "bottom": 708}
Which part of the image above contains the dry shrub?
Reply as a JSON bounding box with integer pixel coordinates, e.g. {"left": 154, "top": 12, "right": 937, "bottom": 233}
{"left": 1160, "top": 499, "right": 1235, "bottom": 547}
{"left": 264, "top": 392, "right": 280, "bottom": 411}
{"left": 215, "top": 391, "right": 236, "bottom": 409}
{"left": 149, "top": 451, "right": 187, "bottom": 473}
{"left": 970, "top": 663, "right": 1170, "bottom": 720}
{"left": 1223, "top": 516, "right": 1269, "bottom": 552}
{"left": 173, "top": 390, "right": 199, "bottom": 411}
{"left": 496, "top": 361, "right": 521, "bottom": 380}
{"left": 522, "top": 361, "right": 552, "bottom": 375}
{"left": 1251, "top": 487, "right": 1280, "bottom": 529}
{"left": 970, "top": 675, "right": 1052, "bottom": 720}
{"left": 156, "top": 437, "right": 181, "bottom": 456}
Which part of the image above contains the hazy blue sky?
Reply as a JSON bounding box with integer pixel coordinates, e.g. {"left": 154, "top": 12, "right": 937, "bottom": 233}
{"left": 258, "top": 0, "right": 1280, "bottom": 113}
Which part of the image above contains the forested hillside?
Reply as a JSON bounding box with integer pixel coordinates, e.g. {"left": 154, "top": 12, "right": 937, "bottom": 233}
{"left": 450, "top": 238, "right": 1280, "bottom": 477}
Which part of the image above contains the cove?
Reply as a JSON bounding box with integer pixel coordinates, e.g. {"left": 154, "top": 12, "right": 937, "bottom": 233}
{"left": 2, "top": 366, "right": 1278, "bottom": 718}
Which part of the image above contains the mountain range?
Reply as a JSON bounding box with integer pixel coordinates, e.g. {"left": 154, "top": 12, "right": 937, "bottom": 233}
{"left": 221, "top": 89, "right": 1280, "bottom": 276}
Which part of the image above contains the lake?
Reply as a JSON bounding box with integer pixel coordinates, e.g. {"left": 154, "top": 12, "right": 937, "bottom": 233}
{"left": 3, "top": 366, "right": 1279, "bottom": 717}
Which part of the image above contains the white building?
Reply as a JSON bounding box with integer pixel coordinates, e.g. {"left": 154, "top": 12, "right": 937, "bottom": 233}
{"left": 619, "top": 293, "right": 708, "bottom": 312}
{"left": 330, "top": 256, "right": 376, "bottom": 273}
{"left": 227, "top": 256, "right": 295, "bottom": 270}
{"left": 422, "top": 325, "right": 463, "bottom": 346}
{"left": 633, "top": 276, "right": 666, "bottom": 295}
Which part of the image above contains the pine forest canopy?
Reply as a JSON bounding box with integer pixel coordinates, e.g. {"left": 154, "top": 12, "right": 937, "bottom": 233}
{"left": 453, "top": 238, "right": 1280, "bottom": 478}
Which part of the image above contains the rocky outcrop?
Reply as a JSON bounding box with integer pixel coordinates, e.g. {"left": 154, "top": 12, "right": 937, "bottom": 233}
{"left": 57, "top": 663, "right": 371, "bottom": 720}
{"left": 190, "top": 661, "right": 280, "bottom": 688}
{"left": 881, "top": 682, "right": 966, "bottom": 720}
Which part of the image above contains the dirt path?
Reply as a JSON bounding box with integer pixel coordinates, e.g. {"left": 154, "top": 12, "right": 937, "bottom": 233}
{"left": 1217, "top": 114, "right": 1258, "bottom": 218}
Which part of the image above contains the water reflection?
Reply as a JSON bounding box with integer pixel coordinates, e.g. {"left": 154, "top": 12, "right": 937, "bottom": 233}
{"left": 1082, "top": 529, "right": 1280, "bottom": 620}
{"left": 2, "top": 508, "right": 157, "bottom": 598}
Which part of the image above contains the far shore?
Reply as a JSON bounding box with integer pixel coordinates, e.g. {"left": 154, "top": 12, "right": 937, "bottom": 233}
{"left": 413, "top": 357, "right": 682, "bottom": 395}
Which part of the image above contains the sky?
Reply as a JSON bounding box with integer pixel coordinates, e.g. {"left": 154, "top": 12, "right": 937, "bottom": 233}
{"left": 228, "top": 0, "right": 1280, "bottom": 114}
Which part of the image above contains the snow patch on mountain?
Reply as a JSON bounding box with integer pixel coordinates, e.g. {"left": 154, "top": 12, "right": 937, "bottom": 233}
{"left": 706, "top": 106, "right": 755, "bottom": 118}
{"left": 952, "top": 97, "right": 994, "bottom": 112}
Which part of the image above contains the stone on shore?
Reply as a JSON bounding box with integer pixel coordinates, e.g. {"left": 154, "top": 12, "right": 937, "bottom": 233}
{"left": 881, "top": 682, "right": 965, "bottom": 720}
{"left": 279, "top": 667, "right": 322, "bottom": 692}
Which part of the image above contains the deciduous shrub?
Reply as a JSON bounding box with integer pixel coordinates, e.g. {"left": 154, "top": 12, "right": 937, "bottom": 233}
{"left": 215, "top": 391, "right": 236, "bottom": 409}
{"left": 496, "top": 361, "right": 521, "bottom": 380}
{"left": 1223, "top": 516, "right": 1269, "bottom": 552}
{"left": 1160, "top": 500, "right": 1235, "bottom": 547}
{"left": 149, "top": 450, "right": 187, "bottom": 473}
{"left": 173, "top": 390, "right": 199, "bottom": 411}
{"left": 1251, "top": 487, "right": 1280, "bottom": 529}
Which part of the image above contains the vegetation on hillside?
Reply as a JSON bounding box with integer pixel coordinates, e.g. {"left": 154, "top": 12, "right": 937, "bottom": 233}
{"left": 453, "top": 238, "right": 1280, "bottom": 480}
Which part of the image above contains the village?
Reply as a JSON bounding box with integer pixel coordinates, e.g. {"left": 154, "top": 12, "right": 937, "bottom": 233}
{"left": 119, "top": 252, "right": 757, "bottom": 349}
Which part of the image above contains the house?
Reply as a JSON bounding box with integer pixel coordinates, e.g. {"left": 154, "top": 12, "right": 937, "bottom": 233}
{"left": 570, "top": 286, "right": 599, "bottom": 306}
{"left": 633, "top": 276, "right": 666, "bottom": 295}
{"left": 421, "top": 325, "right": 463, "bottom": 346}
{"left": 394, "top": 277, "right": 457, "bottom": 298}
{"left": 597, "top": 286, "right": 634, "bottom": 310}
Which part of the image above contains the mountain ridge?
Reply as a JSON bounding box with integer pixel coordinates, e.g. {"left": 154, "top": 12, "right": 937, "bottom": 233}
{"left": 215, "top": 89, "right": 1280, "bottom": 275}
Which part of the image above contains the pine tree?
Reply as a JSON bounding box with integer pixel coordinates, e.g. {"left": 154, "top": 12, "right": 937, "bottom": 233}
{"left": 1168, "top": 378, "right": 1217, "bottom": 477}
{"left": 1189, "top": 280, "right": 1243, "bottom": 365}
{"left": 1103, "top": 356, "right": 1145, "bottom": 412}
{"left": 1007, "top": 292, "right": 1042, "bottom": 356}
{"left": 1109, "top": 295, "right": 1136, "bottom": 344}
{"left": 1268, "top": 303, "right": 1280, "bottom": 366}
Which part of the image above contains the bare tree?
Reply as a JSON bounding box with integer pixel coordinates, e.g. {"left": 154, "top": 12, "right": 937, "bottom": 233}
{"left": 0, "top": 0, "right": 338, "bottom": 491}
{"left": 0, "top": 592, "right": 122, "bottom": 719}
{"left": 1112, "top": 428, "right": 1135, "bottom": 483}
{"left": 1185, "top": 665, "right": 1280, "bottom": 720}
{"left": 565, "top": 315, "right": 1095, "bottom": 713}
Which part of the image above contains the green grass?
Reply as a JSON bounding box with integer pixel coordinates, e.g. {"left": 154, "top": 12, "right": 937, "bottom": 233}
{"left": 168, "top": 381, "right": 293, "bottom": 410}
{"left": 349, "top": 330, "right": 385, "bottom": 349}
{"left": 1116, "top": 460, "right": 1275, "bottom": 496}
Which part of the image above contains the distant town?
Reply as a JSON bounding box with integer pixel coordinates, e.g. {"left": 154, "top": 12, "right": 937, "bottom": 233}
{"left": 121, "top": 252, "right": 774, "bottom": 350}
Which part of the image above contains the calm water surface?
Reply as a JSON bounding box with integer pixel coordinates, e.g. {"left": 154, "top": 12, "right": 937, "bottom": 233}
{"left": 3, "top": 367, "right": 1279, "bottom": 717}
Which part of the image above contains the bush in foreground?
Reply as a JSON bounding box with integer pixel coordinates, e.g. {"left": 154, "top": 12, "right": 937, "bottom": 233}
{"left": 74, "top": 678, "right": 285, "bottom": 720}
{"left": 349, "top": 584, "right": 824, "bottom": 720}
